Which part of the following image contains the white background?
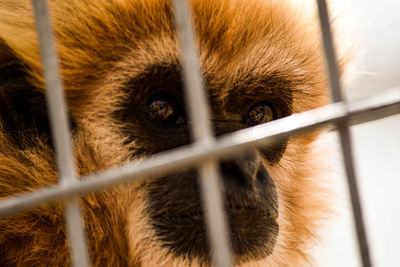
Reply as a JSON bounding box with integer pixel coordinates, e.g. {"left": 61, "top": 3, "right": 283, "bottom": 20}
{"left": 316, "top": 0, "right": 400, "bottom": 266}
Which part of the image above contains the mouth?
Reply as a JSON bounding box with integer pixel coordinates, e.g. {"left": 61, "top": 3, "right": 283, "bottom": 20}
{"left": 146, "top": 164, "right": 279, "bottom": 263}
{"left": 150, "top": 203, "right": 279, "bottom": 261}
{"left": 157, "top": 204, "right": 277, "bottom": 222}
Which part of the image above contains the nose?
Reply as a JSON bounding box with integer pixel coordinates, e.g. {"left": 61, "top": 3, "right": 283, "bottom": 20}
{"left": 219, "top": 152, "right": 260, "bottom": 189}
{"left": 219, "top": 151, "right": 276, "bottom": 199}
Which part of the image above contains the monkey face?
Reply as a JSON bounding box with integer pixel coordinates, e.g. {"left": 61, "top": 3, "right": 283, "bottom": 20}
{"left": 78, "top": 40, "right": 326, "bottom": 264}
{"left": 121, "top": 71, "right": 283, "bottom": 261}
{"left": 0, "top": 0, "right": 332, "bottom": 266}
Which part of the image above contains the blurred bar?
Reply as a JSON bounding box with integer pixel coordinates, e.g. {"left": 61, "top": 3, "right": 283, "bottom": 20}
{"left": 316, "top": 0, "right": 372, "bottom": 266}
{"left": 1, "top": 87, "right": 399, "bottom": 218}
{"left": 31, "top": 1, "right": 90, "bottom": 266}
{"left": 171, "top": 0, "right": 232, "bottom": 266}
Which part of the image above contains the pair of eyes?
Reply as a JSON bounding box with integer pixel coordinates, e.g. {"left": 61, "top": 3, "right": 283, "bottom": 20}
{"left": 146, "top": 94, "right": 277, "bottom": 127}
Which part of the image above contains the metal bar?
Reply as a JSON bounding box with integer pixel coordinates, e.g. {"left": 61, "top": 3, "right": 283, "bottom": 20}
{"left": 30, "top": 1, "right": 90, "bottom": 266}
{"left": 171, "top": 0, "right": 213, "bottom": 142}
{"left": 1, "top": 87, "right": 399, "bottom": 218}
{"left": 171, "top": 0, "right": 232, "bottom": 266}
{"left": 349, "top": 90, "right": 400, "bottom": 124}
{"left": 316, "top": 1, "right": 372, "bottom": 266}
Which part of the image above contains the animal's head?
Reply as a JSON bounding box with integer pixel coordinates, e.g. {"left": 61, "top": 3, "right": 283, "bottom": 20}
{"left": 0, "top": 0, "right": 331, "bottom": 266}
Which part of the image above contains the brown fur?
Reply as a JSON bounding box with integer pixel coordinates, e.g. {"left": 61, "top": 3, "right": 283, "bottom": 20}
{"left": 0, "top": 0, "right": 332, "bottom": 266}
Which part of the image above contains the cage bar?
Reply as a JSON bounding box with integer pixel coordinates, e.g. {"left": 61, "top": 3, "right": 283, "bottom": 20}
{"left": 171, "top": 0, "right": 232, "bottom": 266}
{"left": 316, "top": 0, "right": 372, "bottom": 266}
{"left": 1, "top": 87, "right": 399, "bottom": 219}
{"left": 30, "top": 1, "right": 90, "bottom": 266}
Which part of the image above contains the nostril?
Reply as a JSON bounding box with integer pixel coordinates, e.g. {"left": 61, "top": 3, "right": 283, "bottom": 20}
{"left": 255, "top": 164, "right": 273, "bottom": 186}
{"left": 233, "top": 152, "right": 260, "bottom": 179}
{"left": 220, "top": 160, "right": 249, "bottom": 188}
{"left": 219, "top": 152, "right": 261, "bottom": 190}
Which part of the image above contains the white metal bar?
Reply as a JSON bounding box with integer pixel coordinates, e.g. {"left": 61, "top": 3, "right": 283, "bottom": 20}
{"left": 172, "top": 0, "right": 213, "bottom": 142}
{"left": 30, "top": 1, "right": 90, "bottom": 266}
{"left": 1, "top": 87, "right": 399, "bottom": 218}
{"left": 171, "top": 0, "right": 232, "bottom": 266}
{"left": 316, "top": 1, "right": 372, "bottom": 266}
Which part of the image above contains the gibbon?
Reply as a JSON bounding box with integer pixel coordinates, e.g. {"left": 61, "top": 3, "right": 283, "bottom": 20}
{"left": 0, "top": 0, "right": 333, "bottom": 266}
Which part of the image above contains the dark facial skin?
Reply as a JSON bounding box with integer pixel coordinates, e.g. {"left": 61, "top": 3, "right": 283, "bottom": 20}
{"left": 116, "top": 64, "right": 292, "bottom": 262}
{"left": 0, "top": 60, "right": 51, "bottom": 148}
{"left": 146, "top": 152, "right": 279, "bottom": 262}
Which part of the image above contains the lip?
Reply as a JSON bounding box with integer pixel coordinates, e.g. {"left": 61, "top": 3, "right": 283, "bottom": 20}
{"left": 152, "top": 203, "right": 279, "bottom": 261}
{"left": 158, "top": 212, "right": 202, "bottom": 223}
{"left": 227, "top": 204, "right": 278, "bottom": 220}
{"left": 157, "top": 204, "right": 277, "bottom": 223}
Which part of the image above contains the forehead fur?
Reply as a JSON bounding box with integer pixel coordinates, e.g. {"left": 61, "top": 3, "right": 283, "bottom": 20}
{"left": 0, "top": 0, "right": 327, "bottom": 112}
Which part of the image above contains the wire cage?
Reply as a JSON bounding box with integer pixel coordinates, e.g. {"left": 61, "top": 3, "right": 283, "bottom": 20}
{"left": 0, "top": 0, "right": 399, "bottom": 266}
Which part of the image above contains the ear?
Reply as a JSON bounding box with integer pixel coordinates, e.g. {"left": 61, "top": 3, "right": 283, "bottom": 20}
{"left": 0, "top": 39, "right": 50, "bottom": 148}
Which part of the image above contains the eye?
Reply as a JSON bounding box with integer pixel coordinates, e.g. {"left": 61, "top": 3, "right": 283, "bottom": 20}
{"left": 146, "top": 94, "right": 185, "bottom": 125}
{"left": 247, "top": 103, "right": 276, "bottom": 126}
{"left": 148, "top": 99, "right": 174, "bottom": 120}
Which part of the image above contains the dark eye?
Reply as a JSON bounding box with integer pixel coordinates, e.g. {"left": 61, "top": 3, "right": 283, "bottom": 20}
{"left": 247, "top": 103, "right": 276, "bottom": 126}
{"left": 146, "top": 94, "right": 185, "bottom": 125}
{"left": 148, "top": 99, "right": 174, "bottom": 119}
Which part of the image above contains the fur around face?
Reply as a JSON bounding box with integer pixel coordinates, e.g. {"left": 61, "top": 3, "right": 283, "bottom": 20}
{"left": 0, "top": 0, "right": 331, "bottom": 266}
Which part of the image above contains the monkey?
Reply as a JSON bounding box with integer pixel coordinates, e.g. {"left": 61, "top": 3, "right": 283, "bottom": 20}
{"left": 0, "top": 0, "right": 334, "bottom": 266}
